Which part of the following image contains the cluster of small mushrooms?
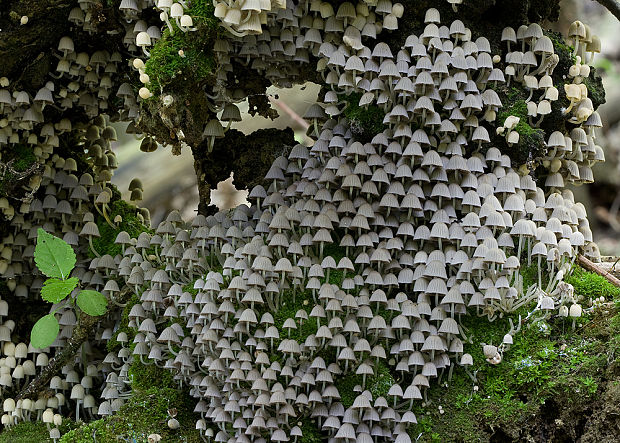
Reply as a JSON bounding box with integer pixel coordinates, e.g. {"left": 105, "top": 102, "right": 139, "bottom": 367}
{"left": 0, "top": 0, "right": 607, "bottom": 441}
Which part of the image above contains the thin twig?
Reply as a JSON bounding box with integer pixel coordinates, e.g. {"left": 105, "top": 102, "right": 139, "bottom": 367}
{"left": 595, "top": 0, "right": 620, "bottom": 22}
{"left": 268, "top": 96, "right": 310, "bottom": 130}
{"left": 578, "top": 254, "right": 620, "bottom": 288}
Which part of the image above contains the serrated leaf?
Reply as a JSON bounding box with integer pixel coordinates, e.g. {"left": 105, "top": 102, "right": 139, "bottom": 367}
{"left": 30, "top": 314, "right": 59, "bottom": 349}
{"left": 41, "top": 277, "right": 79, "bottom": 304}
{"left": 34, "top": 228, "right": 76, "bottom": 279}
{"left": 77, "top": 290, "right": 108, "bottom": 316}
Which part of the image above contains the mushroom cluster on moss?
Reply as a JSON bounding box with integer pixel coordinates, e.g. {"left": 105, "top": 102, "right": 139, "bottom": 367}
{"left": 0, "top": 114, "right": 153, "bottom": 439}
{"left": 87, "top": 6, "right": 604, "bottom": 442}
{"left": 0, "top": 0, "right": 609, "bottom": 442}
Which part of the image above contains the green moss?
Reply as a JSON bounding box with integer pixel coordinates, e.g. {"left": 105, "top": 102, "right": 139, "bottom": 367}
{"left": 107, "top": 293, "right": 139, "bottom": 352}
{"left": 0, "top": 422, "right": 51, "bottom": 442}
{"left": 336, "top": 362, "right": 395, "bottom": 408}
{"left": 408, "top": 264, "right": 620, "bottom": 442}
{"left": 144, "top": 0, "right": 218, "bottom": 93}
{"left": 320, "top": 244, "right": 348, "bottom": 285}
{"left": 182, "top": 282, "right": 199, "bottom": 297}
{"left": 12, "top": 144, "right": 37, "bottom": 171}
{"left": 494, "top": 90, "right": 546, "bottom": 164}
{"left": 520, "top": 263, "right": 538, "bottom": 289}
{"left": 81, "top": 329, "right": 199, "bottom": 441}
{"left": 341, "top": 92, "right": 387, "bottom": 142}
{"left": 498, "top": 100, "right": 535, "bottom": 137}
{"left": 582, "top": 69, "right": 606, "bottom": 110}
{"left": 187, "top": 0, "right": 218, "bottom": 21}
{"left": 0, "top": 420, "right": 79, "bottom": 442}
{"left": 326, "top": 269, "right": 343, "bottom": 285}
{"left": 129, "top": 358, "right": 175, "bottom": 390}
{"left": 0, "top": 144, "right": 37, "bottom": 195}
{"left": 546, "top": 30, "right": 576, "bottom": 68}
{"left": 59, "top": 385, "right": 201, "bottom": 443}
{"left": 273, "top": 290, "right": 319, "bottom": 348}
{"left": 566, "top": 267, "right": 620, "bottom": 300}
{"left": 299, "top": 418, "right": 323, "bottom": 443}
{"left": 322, "top": 244, "right": 346, "bottom": 264}
{"left": 92, "top": 198, "right": 151, "bottom": 258}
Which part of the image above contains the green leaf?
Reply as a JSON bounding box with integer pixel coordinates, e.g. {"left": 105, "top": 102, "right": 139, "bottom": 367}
{"left": 34, "top": 228, "right": 76, "bottom": 279}
{"left": 30, "top": 314, "right": 60, "bottom": 349}
{"left": 77, "top": 290, "right": 108, "bottom": 316}
{"left": 41, "top": 277, "right": 79, "bottom": 304}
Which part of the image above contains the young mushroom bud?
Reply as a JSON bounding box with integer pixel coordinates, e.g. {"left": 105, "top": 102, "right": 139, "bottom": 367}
{"left": 135, "top": 32, "right": 152, "bottom": 56}
{"left": 49, "top": 428, "right": 60, "bottom": 442}
{"left": 569, "top": 304, "right": 582, "bottom": 330}
{"left": 139, "top": 87, "right": 153, "bottom": 100}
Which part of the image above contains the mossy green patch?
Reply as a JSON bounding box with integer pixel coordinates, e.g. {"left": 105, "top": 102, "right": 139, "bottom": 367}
{"left": 336, "top": 362, "right": 395, "bottom": 408}
{"left": 566, "top": 267, "right": 620, "bottom": 301}
{"left": 320, "top": 244, "right": 348, "bottom": 285}
{"left": 582, "top": 68, "right": 606, "bottom": 110}
{"left": 12, "top": 144, "right": 37, "bottom": 171}
{"left": 182, "top": 281, "right": 200, "bottom": 297}
{"left": 0, "top": 144, "right": 37, "bottom": 195}
{"left": 128, "top": 357, "right": 175, "bottom": 390}
{"left": 498, "top": 100, "right": 535, "bottom": 137}
{"left": 0, "top": 421, "right": 51, "bottom": 442}
{"left": 107, "top": 293, "right": 140, "bottom": 353}
{"left": 299, "top": 418, "right": 323, "bottom": 443}
{"left": 341, "top": 92, "right": 387, "bottom": 142}
{"left": 408, "top": 266, "right": 620, "bottom": 442}
{"left": 0, "top": 420, "right": 78, "bottom": 442}
{"left": 91, "top": 198, "right": 151, "bottom": 258}
{"left": 322, "top": 244, "right": 346, "bottom": 264}
{"left": 144, "top": 0, "right": 218, "bottom": 93}
{"left": 493, "top": 87, "right": 546, "bottom": 165}
{"left": 520, "top": 263, "right": 539, "bottom": 289}
{"left": 187, "top": 0, "right": 219, "bottom": 21}
{"left": 546, "top": 30, "right": 576, "bottom": 69}
{"left": 59, "top": 385, "right": 201, "bottom": 443}
{"left": 273, "top": 290, "right": 319, "bottom": 348}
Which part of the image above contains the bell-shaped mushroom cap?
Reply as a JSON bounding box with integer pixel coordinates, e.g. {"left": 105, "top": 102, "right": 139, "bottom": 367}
{"left": 157, "top": 326, "right": 180, "bottom": 344}
{"left": 80, "top": 222, "right": 100, "bottom": 237}
{"left": 303, "top": 103, "right": 327, "bottom": 120}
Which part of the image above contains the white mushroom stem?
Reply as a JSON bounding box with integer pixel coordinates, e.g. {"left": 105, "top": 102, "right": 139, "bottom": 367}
{"left": 75, "top": 399, "right": 81, "bottom": 422}
{"left": 535, "top": 114, "right": 546, "bottom": 127}
{"left": 573, "top": 38, "right": 580, "bottom": 57}
{"left": 88, "top": 235, "right": 100, "bottom": 257}
{"left": 167, "top": 341, "right": 178, "bottom": 356}
{"left": 101, "top": 203, "right": 117, "bottom": 229}
{"left": 563, "top": 98, "right": 580, "bottom": 115}
{"left": 161, "top": 11, "right": 174, "bottom": 34}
